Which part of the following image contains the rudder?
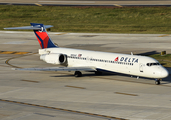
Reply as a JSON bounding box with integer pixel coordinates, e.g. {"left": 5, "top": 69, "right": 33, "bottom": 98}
{"left": 30, "top": 23, "right": 57, "bottom": 49}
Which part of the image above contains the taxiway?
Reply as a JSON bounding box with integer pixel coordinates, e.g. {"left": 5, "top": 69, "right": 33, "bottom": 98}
{"left": 0, "top": 31, "right": 171, "bottom": 120}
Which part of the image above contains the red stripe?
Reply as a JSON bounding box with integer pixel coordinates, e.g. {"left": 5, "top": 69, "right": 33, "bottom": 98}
{"left": 36, "top": 36, "right": 43, "bottom": 48}
{"left": 36, "top": 32, "right": 50, "bottom": 48}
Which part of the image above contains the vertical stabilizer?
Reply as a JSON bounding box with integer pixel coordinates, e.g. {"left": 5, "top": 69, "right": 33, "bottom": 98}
{"left": 30, "top": 23, "right": 57, "bottom": 49}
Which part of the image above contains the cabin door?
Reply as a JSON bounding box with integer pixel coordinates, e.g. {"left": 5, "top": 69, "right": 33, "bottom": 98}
{"left": 86, "top": 56, "right": 92, "bottom": 65}
{"left": 139, "top": 63, "right": 143, "bottom": 72}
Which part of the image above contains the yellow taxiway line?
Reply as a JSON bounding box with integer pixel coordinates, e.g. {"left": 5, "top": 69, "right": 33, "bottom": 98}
{"left": 158, "top": 34, "right": 170, "bottom": 37}
{"left": 0, "top": 51, "right": 30, "bottom": 55}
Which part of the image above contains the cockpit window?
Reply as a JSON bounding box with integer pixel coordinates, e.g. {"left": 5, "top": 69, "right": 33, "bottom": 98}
{"left": 147, "top": 62, "right": 160, "bottom": 66}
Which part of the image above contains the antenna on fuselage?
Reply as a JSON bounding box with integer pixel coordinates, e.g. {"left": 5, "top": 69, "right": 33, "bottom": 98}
{"left": 131, "top": 52, "right": 133, "bottom": 55}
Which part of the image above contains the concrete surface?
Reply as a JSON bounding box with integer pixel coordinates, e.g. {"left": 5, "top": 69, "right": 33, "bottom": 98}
{"left": 0, "top": 31, "right": 171, "bottom": 120}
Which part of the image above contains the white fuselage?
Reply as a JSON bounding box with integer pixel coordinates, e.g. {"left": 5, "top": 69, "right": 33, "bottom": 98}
{"left": 39, "top": 47, "right": 169, "bottom": 79}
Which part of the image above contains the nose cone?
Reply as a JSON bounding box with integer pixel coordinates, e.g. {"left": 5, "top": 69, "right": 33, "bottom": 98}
{"left": 161, "top": 69, "right": 169, "bottom": 78}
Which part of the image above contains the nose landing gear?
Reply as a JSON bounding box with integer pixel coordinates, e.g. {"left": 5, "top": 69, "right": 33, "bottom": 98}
{"left": 155, "top": 79, "right": 162, "bottom": 85}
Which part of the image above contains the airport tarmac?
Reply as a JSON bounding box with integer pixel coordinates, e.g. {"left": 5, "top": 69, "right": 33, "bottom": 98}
{"left": 1, "top": 0, "right": 171, "bottom": 6}
{"left": 0, "top": 31, "right": 171, "bottom": 120}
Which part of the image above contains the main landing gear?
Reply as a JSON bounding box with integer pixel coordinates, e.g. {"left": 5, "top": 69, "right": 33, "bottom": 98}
{"left": 95, "top": 71, "right": 102, "bottom": 75}
{"left": 74, "top": 71, "right": 82, "bottom": 77}
{"left": 74, "top": 71, "right": 102, "bottom": 77}
{"left": 155, "top": 79, "right": 162, "bottom": 85}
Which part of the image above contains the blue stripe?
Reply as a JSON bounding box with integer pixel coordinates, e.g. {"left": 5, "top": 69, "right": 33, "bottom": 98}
{"left": 47, "top": 38, "right": 57, "bottom": 48}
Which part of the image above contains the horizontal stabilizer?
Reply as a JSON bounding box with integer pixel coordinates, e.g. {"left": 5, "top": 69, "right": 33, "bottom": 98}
{"left": 12, "top": 67, "right": 96, "bottom": 72}
{"left": 4, "top": 25, "right": 53, "bottom": 30}
{"left": 4, "top": 23, "right": 57, "bottom": 48}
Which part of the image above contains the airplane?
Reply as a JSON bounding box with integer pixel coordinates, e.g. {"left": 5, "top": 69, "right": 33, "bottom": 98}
{"left": 4, "top": 23, "right": 169, "bottom": 85}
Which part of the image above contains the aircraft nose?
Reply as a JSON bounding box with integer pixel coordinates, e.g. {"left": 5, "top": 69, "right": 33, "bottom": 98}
{"left": 161, "top": 69, "right": 169, "bottom": 78}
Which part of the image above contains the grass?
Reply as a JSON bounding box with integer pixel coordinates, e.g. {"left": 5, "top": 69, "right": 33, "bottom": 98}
{"left": 148, "top": 54, "right": 171, "bottom": 67}
{"left": 1, "top": 5, "right": 171, "bottom": 66}
{"left": 0, "top": 5, "right": 171, "bottom": 33}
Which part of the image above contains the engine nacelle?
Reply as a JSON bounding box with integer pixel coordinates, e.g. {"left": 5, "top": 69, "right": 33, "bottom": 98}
{"left": 40, "top": 53, "right": 67, "bottom": 65}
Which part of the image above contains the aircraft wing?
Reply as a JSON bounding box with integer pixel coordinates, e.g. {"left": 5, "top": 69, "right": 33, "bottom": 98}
{"left": 12, "top": 67, "right": 96, "bottom": 72}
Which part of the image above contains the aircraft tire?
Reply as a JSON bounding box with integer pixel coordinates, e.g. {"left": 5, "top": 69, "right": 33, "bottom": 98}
{"left": 74, "top": 71, "right": 82, "bottom": 77}
{"left": 155, "top": 80, "right": 160, "bottom": 85}
{"left": 95, "top": 71, "right": 102, "bottom": 75}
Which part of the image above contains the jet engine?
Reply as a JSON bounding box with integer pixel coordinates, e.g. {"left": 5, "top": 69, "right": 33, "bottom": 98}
{"left": 40, "top": 53, "right": 67, "bottom": 65}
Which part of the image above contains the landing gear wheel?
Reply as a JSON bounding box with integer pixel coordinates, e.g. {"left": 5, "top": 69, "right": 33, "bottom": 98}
{"left": 155, "top": 79, "right": 161, "bottom": 85}
{"left": 95, "top": 71, "right": 102, "bottom": 75}
{"left": 74, "top": 71, "right": 82, "bottom": 77}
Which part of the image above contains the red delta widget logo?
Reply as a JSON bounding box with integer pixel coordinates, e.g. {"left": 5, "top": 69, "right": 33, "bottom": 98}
{"left": 114, "top": 57, "right": 119, "bottom": 61}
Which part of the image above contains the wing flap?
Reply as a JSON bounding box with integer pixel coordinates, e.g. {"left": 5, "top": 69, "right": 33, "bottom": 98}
{"left": 12, "top": 67, "right": 96, "bottom": 72}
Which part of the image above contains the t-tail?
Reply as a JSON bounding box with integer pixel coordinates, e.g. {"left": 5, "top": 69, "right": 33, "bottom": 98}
{"left": 4, "top": 23, "right": 58, "bottom": 49}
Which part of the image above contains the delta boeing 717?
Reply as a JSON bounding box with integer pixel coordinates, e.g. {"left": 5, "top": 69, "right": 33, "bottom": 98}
{"left": 4, "top": 23, "right": 169, "bottom": 85}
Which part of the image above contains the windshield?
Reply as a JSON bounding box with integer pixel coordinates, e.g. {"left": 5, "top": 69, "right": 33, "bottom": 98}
{"left": 146, "top": 62, "right": 160, "bottom": 66}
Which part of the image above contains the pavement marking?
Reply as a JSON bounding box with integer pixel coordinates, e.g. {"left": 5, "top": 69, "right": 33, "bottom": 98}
{"left": 39, "top": 1, "right": 95, "bottom": 3}
{"left": 0, "top": 51, "right": 15, "bottom": 54}
{"left": 5, "top": 56, "right": 23, "bottom": 68}
{"left": 5, "top": 52, "right": 37, "bottom": 68}
{"left": 65, "top": 85, "right": 86, "bottom": 89}
{"left": 113, "top": 4, "right": 123, "bottom": 7}
{"left": 0, "top": 51, "right": 30, "bottom": 55}
{"left": 21, "top": 79, "right": 39, "bottom": 83}
{"left": 158, "top": 34, "right": 170, "bottom": 37}
{"left": 80, "top": 35, "right": 98, "bottom": 37}
{"left": 35, "top": 113, "right": 55, "bottom": 117}
{"left": 0, "top": 99, "right": 127, "bottom": 120}
{"left": 35, "top": 3, "right": 42, "bottom": 6}
{"left": 55, "top": 33, "right": 67, "bottom": 35}
{"left": 14, "top": 52, "right": 30, "bottom": 55}
{"left": 115, "top": 92, "right": 138, "bottom": 96}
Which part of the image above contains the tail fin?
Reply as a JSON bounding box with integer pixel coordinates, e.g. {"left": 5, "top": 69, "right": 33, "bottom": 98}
{"left": 30, "top": 23, "right": 57, "bottom": 49}
{"left": 4, "top": 23, "right": 58, "bottom": 49}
